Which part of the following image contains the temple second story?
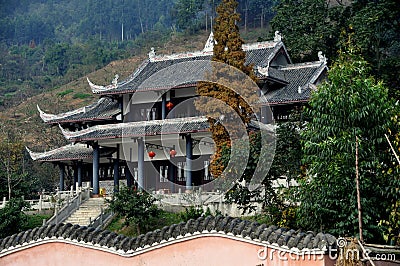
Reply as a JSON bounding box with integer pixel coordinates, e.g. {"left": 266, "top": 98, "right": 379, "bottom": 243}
{"left": 56, "top": 31, "right": 326, "bottom": 125}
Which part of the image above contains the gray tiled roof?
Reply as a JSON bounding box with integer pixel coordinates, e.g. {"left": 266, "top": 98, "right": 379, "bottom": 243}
{"left": 90, "top": 41, "right": 282, "bottom": 95}
{"left": 136, "top": 59, "right": 211, "bottom": 92}
{"left": 26, "top": 144, "right": 114, "bottom": 162}
{"left": 38, "top": 97, "right": 120, "bottom": 124}
{"left": 61, "top": 117, "right": 210, "bottom": 142}
{"left": 0, "top": 216, "right": 337, "bottom": 256}
{"left": 262, "top": 61, "right": 327, "bottom": 105}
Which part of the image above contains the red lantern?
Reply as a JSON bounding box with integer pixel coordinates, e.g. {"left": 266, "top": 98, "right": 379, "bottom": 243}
{"left": 166, "top": 101, "right": 174, "bottom": 110}
{"left": 148, "top": 151, "right": 156, "bottom": 159}
{"left": 169, "top": 149, "right": 177, "bottom": 158}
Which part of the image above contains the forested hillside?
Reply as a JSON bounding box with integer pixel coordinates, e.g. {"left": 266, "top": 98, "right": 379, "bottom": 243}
{"left": 0, "top": 0, "right": 277, "bottom": 110}
{"left": 0, "top": 0, "right": 275, "bottom": 45}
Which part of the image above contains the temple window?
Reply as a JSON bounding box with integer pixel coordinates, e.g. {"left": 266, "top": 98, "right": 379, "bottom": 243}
{"left": 133, "top": 167, "right": 138, "bottom": 181}
{"left": 159, "top": 165, "right": 168, "bottom": 183}
{"left": 140, "top": 108, "right": 157, "bottom": 121}
{"left": 177, "top": 162, "right": 186, "bottom": 182}
{"left": 204, "top": 160, "right": 213, "bottom": 181}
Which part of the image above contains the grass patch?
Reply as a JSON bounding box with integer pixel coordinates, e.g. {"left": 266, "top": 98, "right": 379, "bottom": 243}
{"left": 73, "top": 92, "right": 91, "bottom": 99}
{"left": 23, "top": 213, "right": 52, "bottom": 230}
{"left": 4, "top": 91, "right": 17, "bottom": 98}
{"left": 241, "top": 214, "right": 273, "bottom": 225}
{"left": 107, "top": 216, "right": 139, "bottom": 237}
{"left": 57, "top": 89, "right": 74, "bottom": 97}
{"left": 107, "top": 210, "right": 183, "bottom": 237}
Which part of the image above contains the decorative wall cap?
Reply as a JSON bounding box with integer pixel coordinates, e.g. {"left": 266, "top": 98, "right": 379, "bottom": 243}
{"left": 0, "top": 216, "right": 337, "bottom": 258}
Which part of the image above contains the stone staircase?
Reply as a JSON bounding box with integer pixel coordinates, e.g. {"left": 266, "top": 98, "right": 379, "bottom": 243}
{"left": 64, "top": 197, "right": 108, "bottom": 226}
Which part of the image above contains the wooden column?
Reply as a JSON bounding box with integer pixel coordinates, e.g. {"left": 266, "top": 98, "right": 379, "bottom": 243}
{"left": 126, "top": 165, "right": 133, "bottom": 188}
{"left": 77, "top": 160, "right": 82, "bottom": 188}
{"left": 161, "top": 93, "right": 167, "bottom": 120}
{"left": 137, "top": 138, "right": 144, "bottom": 191}
{"left": 169, "top": 145, "right": 176, "bottom": 193}
{"left": 169, "top": 161, "right": 176, "bottom": 193}
{"left": 92, "top": 142, "right": 100, "bottom": 195}
{"left": 126, "top": 146, "right": 133, "bottom": 188}
{"left": 113, "top": 159, "right": 120, "bottom": 193}
{"left": 58, "top": 163, "right": 65, "bottom": 191}
{"left": 185, "top": 134, "right": 193, "bottom": 191}
{"left": 73, "top": 163, "right": 78, "bottom": 190}
{"left": 113, "top": 144, "right": 120, "bottom": 194}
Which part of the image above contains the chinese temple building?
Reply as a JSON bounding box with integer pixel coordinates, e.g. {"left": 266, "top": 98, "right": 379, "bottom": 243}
{"left": 27, "top": 32, "right": 328, "bottom": 196}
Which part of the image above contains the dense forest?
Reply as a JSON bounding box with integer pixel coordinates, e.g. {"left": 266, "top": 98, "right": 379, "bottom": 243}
{"left": 0, "top": 0, "right": 277, "bottom": 110}
{"left": 0, "top": 0, "right": 275, "bottom": 45}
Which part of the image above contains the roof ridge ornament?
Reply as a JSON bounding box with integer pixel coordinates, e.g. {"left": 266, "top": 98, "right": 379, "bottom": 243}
{"left": 112, "top": 74, "right": 119, "bottom": 86}
{"left": 318, "top": 51, "right": 327, "bottom": 63}
{"left": 25, "top": 146, "right": 40, "bottom": 161}
{"left": 274, "top": 31, "right": 282, "bottom": 42}
{"left": 36, "top": 104, "right": 45, "bottom": 116}
{"left": 257, "top": 65, "right": 269, "bottom": 76}
{"left": 148, "top": 47, "right": 156, "bottom": 59}
{"left": 88, "top": 77, "right": 118, "bottom": 93}
{"left": 203, "top": 31, "right": 216, "bottom": 52}
{"left": 37, "top": 104, "right": 58, "bottom": 122}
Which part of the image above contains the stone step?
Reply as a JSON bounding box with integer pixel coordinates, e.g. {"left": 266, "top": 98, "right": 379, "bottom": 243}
{"left": 67, "top": 215, "right": 98, "bottom": 220}
{"left": 69, "top": 213, "right": 98, "bottom": 216}
{"left": 64, "top": 197, "right": 109, "bottom": 226}
{"left": 67, "top": 219, "right": 91, "bottom": 223}
{"left": 70, "top": 210, "right": 102, "bottom": 213}
{"left": 80, "top": 203, "right": 105, "bottom": 207}
{"left": 67, "top": 217, "right": 93, "bottom": 220}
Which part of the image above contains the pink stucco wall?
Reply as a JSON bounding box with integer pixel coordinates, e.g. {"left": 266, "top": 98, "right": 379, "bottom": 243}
{"left": 1, "top": 236, "right": 336, "bottom": 266}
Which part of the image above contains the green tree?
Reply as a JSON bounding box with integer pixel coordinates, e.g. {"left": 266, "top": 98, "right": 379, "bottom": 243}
{"left": 224, "top": 131, "right": 263, "bottom": 214}
{"left": 0, "top": 126, "right": 27, "bottom": 200}
{"left": 108, "top": 187, "right": 161, "bottom": 235}
{"left": 268, "top": 109, "right": 304, "bottom": 182}
{"left": 349, "top": 0, "right": 400, "bottom": 99}
{"left": 44, "top": 43, "right": 70, "bottom": 76}
{"left": 239, "top": 0, "right": 278, "bottom": 30}
{"left": 298, "top": 43, "right": 394, "bottom": 242}
{"left": 380, "top": 113, "right": 400, "bottom": 245}
{"left": 0, "top": 198, "right": 29, "bottom": 238}
{"left": 225, "top": 111, "right": 303, "bottom": 218}
{"left": 172, "top": 0, "right": 204, "bottom": 32}
{"left": 270, "top": 0, "right": 344, "bottom": 62}
{"left": 270, "top": 0, "right": 399, "bottom": 98}
{"left": 261, "top": 109, "right": 304, "bottom": 226}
